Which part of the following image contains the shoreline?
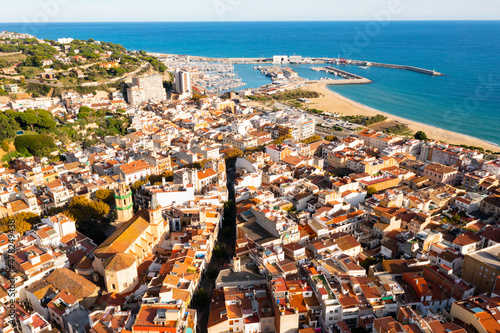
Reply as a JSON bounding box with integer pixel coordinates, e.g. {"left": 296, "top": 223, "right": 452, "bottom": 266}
{"left": 302, "top": 83, "right": 500, "bottom": 152}
{"left": 154, "top": 52, "right": 498, "bottom": 151}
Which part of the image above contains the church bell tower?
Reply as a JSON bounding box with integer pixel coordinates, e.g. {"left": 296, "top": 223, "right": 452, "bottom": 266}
{"left": 115, "top": 174, "right": 134, "bottom": 223}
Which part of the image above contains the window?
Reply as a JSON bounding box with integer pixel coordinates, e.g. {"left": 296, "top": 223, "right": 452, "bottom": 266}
{"left": 111, "top": 284, "right": 116, "bottom": 289}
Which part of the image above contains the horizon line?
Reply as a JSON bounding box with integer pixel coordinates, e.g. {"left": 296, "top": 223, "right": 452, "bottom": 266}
{"left": 2, "top": 19, "right": 500, "bottom": 24}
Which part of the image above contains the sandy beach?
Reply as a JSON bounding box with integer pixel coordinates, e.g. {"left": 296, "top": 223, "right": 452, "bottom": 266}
{"left": 302, "top": 83, "right": 500, "bottom": 152}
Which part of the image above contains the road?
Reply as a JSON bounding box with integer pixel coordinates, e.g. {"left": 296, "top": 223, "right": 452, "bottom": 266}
{"left": 274, "top": 101, "right": 332, "bottom": 125}
{"left": 273, "top": 101, "right": 359, "bottom": 137}
{"left": 196, "top": 160, "right": 237, "bottom": 333}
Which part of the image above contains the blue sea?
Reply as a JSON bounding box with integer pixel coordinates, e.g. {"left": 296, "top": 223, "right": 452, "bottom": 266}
{"left": 1, "top": 21, "right": 499, "bottom": 146}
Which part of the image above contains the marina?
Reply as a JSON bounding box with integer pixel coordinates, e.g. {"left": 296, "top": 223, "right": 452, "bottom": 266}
{"left": 160, "top": 57, "right": 246, "bottom": 93}
{"left": 155, "top": 53, "right": 445, "bottom": 77}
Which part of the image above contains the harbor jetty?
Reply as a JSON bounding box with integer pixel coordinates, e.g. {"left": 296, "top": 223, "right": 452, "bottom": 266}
{"left": 311, "top": 67, "right": 372, "bottom": 85}
{"left": 348, "top": 60, "right": 444, "bottom": 76}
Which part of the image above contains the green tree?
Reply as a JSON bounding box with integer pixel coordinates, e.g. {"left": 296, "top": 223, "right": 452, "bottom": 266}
{"left": 366, "top": 187, "right": 377, "bottom": 197}
{"left": 206, "top": 266, "right": 220, "bottom": 280}
{"left": 131, "top": 179, "right": 147, "bottom": 195}
{"left": 79, "top": 106, "right": 95, "bottom": 117}
{"left": 273, "top": 135, "right": 292, "bottom": 145}
{"left": 221, "top": 226, "right": 232, "bottom": 239}
{"left": 325, "top": 135, "right": 338, "bottom": 142}
{"left": 301, "top": 135, "right": 322, "bottom": 144}
{"left": 68, "top": 195, "right": 110, "bottom": 222}
{"left": 17, "top": 112, "right": 38, "bottom": 131}
{"left": 414, "top": 131, "right": 429, "bottom": 141}
{"left": 192, "top": 288, "right": 210, "bottom": 308}
{"left": 148, "top": 171, "right": 174, "bottom": 185}
{"left": 224, "top": 148, "right": 243, "bottom": 162}
{"left": 95, "top": 189, "right": 115, "bottom": 204}
{"left": 14, "top": 134, "right": 56, "bottom": 157}
{"left": 110, "top": 67, "right": 127, "bottom": 76}
{"left": 0, "top": 212, "right": 41, "bottom": 235}
{"left": 223, "top": 200, "right": 235, "bottom": 227}
{"left": 213, "top": 244, "right": 227, "bottom": 260}
{"left": 0, "top": 113, "right": 21, "bottom": 141}
{"left": 360, "top": 257, "right": 381, "bottom": 272}
{"left": 191, "top": 92, "right": 202, "bottom": 103}
{"left": 105, "top": 118, "right": 128, "bottom": 136}
{"left": 23, "top": 55, "right": 43, "bottom": 67}
{"left": 1, "top": 141, "right": 9, "bottom": 152}
{"left": 75, "top": 216, "right": 108, "bottom": 244}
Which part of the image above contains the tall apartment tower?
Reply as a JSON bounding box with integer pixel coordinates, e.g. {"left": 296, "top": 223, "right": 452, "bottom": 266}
{"left": 115, "top": 175, "right": 134, "bottom": 223}
{"left": 175, "top": 70, "right": 192, "bottom": 96}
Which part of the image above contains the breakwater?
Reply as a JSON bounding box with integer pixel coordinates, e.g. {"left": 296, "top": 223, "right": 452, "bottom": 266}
{"left": 311, "top": 67, "right": 372, "bottom": 85}
{"left": 349, "top": 60, "right": 444, "bottom": 76}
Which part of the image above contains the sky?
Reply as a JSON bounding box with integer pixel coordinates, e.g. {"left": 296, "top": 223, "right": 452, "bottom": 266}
{"left": 1, "top": 0, "right": 500, "bottom": 23}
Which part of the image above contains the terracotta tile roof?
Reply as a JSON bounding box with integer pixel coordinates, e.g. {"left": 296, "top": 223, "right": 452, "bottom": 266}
{"left": 480, "top": 225, "right": 500, "bottom": 243}
{"left": 47, "top": 179, "right": 64, "bottom": 189}
{"left": 75, "top": 256, "right": 93, "bottom": 271}
{"left": 334, "top": 235, "right": 361, "bottom": 251}
{"left": 197, "top": 168, "right": 217, "bottom": 180}
{"left": 9, "top": 199, "right": 29, "bottom": 213}
{"left": 103, "top": 253, "right": 136, "bottom": 271}
{"left": 119, "top": 160, "right": 151, "bottom": 175}
{"left": 453, "top": 231, "right": 481, "bottom": 246}
{"left": 95, "top": 210, "right": 150, "bottom": 257}
{"left": 46, "top": 268, "right": 99, "bottom": 300}
{"left": 26, "top": 280, "right": 57, "bottom": 300}
{"left": 48, "top": 291, "right": 78, "bottom": 316}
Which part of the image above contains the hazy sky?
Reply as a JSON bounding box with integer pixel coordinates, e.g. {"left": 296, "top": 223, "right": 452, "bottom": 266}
{"left": 2, "top": 0, "right": 500, "bottom": 22}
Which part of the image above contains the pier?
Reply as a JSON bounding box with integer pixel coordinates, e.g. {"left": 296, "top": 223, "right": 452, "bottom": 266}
{"left": 346, "top": 60, "right": 444, "bottom": 76}
{"left": 311, "top": 67, "right": 372, "bottom": 85}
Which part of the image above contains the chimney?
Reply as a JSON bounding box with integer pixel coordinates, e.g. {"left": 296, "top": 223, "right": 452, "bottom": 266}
{"left": 233, "top": 256, "right": 241, "bottom": 273}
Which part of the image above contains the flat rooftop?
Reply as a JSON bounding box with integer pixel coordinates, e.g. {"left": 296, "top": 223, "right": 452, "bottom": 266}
{"left": 216, "top": 264, "right": 267, "bottom": 288}
{"left": 468, "top": 245, "right": 500, "bottom": 270}
{"left": 239, "top": 221, "right": 279, "bottom": 245}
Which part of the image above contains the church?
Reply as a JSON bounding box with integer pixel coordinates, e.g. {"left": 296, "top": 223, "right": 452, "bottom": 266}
{"left": 92, "top": 176, "right": 169, "bottom": 293}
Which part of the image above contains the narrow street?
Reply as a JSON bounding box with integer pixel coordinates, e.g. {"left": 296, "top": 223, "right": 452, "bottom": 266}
{"left": 196, "top": 159, "right": 237, "bottom": 333}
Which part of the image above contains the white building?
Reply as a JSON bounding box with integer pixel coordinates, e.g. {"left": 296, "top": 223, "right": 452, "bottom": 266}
{"left": 128, "top": 75, "right": 166, "bottom": 105}
{"left": 57, "top": 37, "right": 74, "bottom": 44}
{"left": 273, "top": 55, "right": 289, "bottom": 64}
{"left": 295, "top": 118, "right": 316, "bottom": 141}
{"left": 289, "top": 55, "right": 303, "bottom": 63}
{"left": 175, "top": 70, "right": 192, "bottom": 98}
{"left": 483, "top": 159, "right": 500, "bottom": 177}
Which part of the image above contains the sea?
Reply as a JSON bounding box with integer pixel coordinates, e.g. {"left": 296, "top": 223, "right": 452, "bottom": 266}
{"left": 1, "top": 21, "right": 499, "bottom": 146}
